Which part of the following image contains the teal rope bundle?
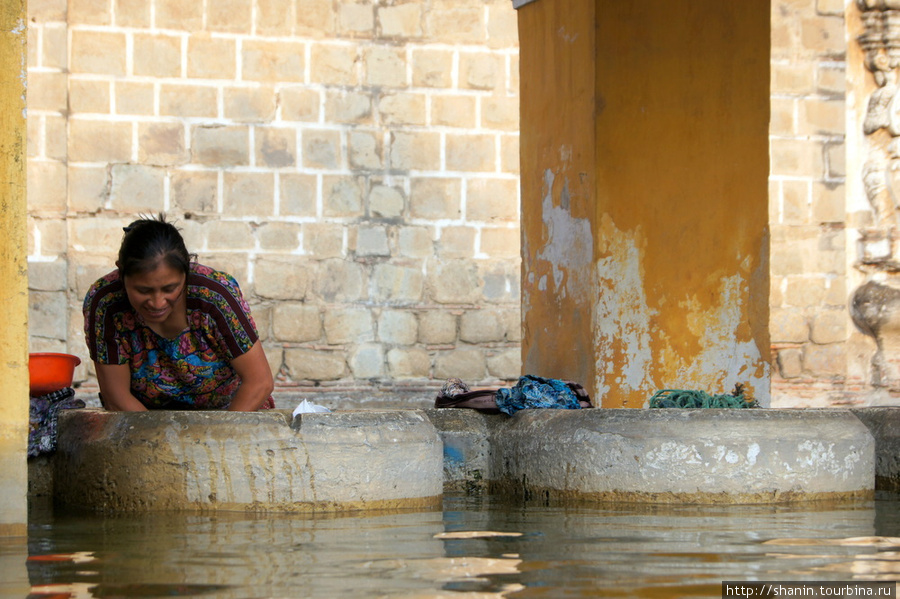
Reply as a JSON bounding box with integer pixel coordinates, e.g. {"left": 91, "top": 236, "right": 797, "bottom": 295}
{"left": 649, "top": 385, "right": 758, "bottom": 409}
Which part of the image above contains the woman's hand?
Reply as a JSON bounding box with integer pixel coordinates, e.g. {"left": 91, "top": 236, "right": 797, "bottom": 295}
{"left": 228, "top": 341, "right": 275, "bottom": 411}
{"left": 95, "top": 362, "right": 148, "bottom": 411}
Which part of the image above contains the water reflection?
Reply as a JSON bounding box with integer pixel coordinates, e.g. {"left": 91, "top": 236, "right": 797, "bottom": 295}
{"left": 8, "top": 493, "right": 900, "bottom": 598}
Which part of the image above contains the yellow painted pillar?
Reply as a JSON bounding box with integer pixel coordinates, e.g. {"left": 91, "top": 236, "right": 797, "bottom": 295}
{"left": 519, "top": 0, "right": 771, "bottom": 407}
{"left": 0, "top": 0, "right": 30, "bottom": 535}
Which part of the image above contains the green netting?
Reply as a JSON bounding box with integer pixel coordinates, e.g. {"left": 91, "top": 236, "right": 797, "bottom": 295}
{"left": 649, "top": 385, "right": 758, "bottom": 409}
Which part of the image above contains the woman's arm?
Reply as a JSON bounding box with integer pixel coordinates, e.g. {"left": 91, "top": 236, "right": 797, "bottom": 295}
{"left": 227, "top": 341, "right": 275, "bottom": 411}
{"left": 95, "top": 362, "right": 148, "bottom": 411}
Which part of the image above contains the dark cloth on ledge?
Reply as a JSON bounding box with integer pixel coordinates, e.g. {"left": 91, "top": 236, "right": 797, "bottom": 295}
{"left": 434, "top": 375, "right": 593, "bottom": 415}
{"left": 29, "top": 387, "right": 85, "bottom": 457}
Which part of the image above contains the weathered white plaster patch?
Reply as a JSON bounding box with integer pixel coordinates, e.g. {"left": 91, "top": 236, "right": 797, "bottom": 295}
{"left": 533, "top": 167, "right": 593, "bottom": 306}
{"left": 593, "top": 222, "right": 656, "bottom": 400}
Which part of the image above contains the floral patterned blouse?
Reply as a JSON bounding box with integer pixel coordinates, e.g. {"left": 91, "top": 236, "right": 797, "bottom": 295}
{"left": 83, "top": 263, "right": 273, "bottom": 410}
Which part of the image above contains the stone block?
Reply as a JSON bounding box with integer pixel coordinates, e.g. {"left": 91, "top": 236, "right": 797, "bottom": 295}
{"left": 28, "top": 0, "right": 66, "bottom": 22}
{"left": 411, "top": 48, "right": 453, "bottom": 88}
{"left": 67, "top": 165, "right": 108, "bottom": 213}
{"left": 349, "top": 131, "right": 384, "bottom": 170}
{"left": 32, "top": 218, "right": 68, "bottom": 257}
{"left": 68, "top": 0, "right": 110, "bottom": 26}
{"left": 770, "top": 139, "right": 825, "bottom": 178}
{"left": 223, "top": 172, "right": 275, "bottom": 216}
{"left": 783, "top": 275, "right": 826, "bottom": 307}
{"left": 372, "top": 263, "right": 425, "bottom": 303}
{"left": 310, "top": 44, "right": 358, "bottom": 86}
{"left": 256, "top": 0, "right": 293, "bottom": 35}
{"left": 28, "top": 260, "right": 67, "bottom": 292}
{"left": 109, "top": 164, "right": 166, "bottom": 213}
{"left": 243, "top": 40, "right": 305, "bottom": 82}
{"left": 467, "top": 177, "right": 518, "bottom": 222}
{"left": 297, "top": 0, "right": 337, "bottom": 37}
{"left": 432, "top": 95, "right": 478, "bottom": 128}
{"left": 188, "top": 34, "right": 237, "bottom": 79}
{"left": 419, "top": 310, "right": 457, "bottom": 344}
{"left": 202, "top": 254, "right": 250, "bottom": 286}
{"left": 206, "top": 220, "right": 255, "bottom": 250}
{"left": 314, "top": 259, "right": 368, "bottom": 302}
{"left": 780, "top": 179, "right": 810, "bottom": 224}
{"left": 776, "top": 348, "right": 804, "bottom": 379}
{"left": 447, "top": 133, "right": 496, "bottom": 172}
{"left": 324, "top": 308, "right": 374, "bottom": 344}
{"left": 817, "top": 64, "right": 845, "bottom": 95}
{"left": 356, "top": 225, "right": 391, "bottom": 257}
{"left": 398, "top": 227, "right": 434, "bottom": 258}
{"left": 281, "top": 87, "right": 321, "bottom": 122}
{"left": 486, "top": 348, "right": 520, "bottom": 380}
{"left": 390, "top": 131, "right": 442, "bottom": 171}
{"left": 798, "top": 98, "right": 844, "bottom": 137}
{"left": 170, "top": 170, "right": 218, "bottom": 214}
{"left": 133, "top": 33, "right": 182, "bottom": 78}
{"left": 70, "top": 30, "right": 126, "bottom": 75}
{"left": 323, "top": 175, "right": 364, "bottom": 217}
{"left": 810, "top": 309, "right": 848, "bottom": 345}
{"left": 438, "top": 226, "right": 476, "bottom": 258}
{"left": 379, "top": 4, "right": 423, "bottom": 38}
{"left": 325, "top": 89, "right": 373, "bottom": 125}
{"left": 409, "top": 178, "right": 462, "bottom": 220}
{"left": 379, "top": 310, "right": 418, "bottom": 345}
{"left": 364, "top": 45, "right": 407, "bottom": 88}
{"left": 481, "top": 95, "right": 519, "bottom": 131}
{"left": 138, "top": 122, "right": 187, "bottom": 166}
{"left": 29, "top": 290, "right": 67, "bottom": 340}
{"left": 254, "top": 257, "right": 310, "bottom": 301}
{"left": 256, "top": 222, "right": 302, "bottom": 251}
{"left": 459, "top": 52, "right": 503, "bottom": 91}
{"left": 192, "top": 125, "right": 250, "bottom": 166}
{"left": 388, "top": 348, "right": 432, "bottom": 378}
{"left": 255, "top": 127, "right": 297, "bottom": 168}
{"left": 480, "top": 227, "right": 519, "bottom": 258}
{"left": 273, "top": 303, "right": 322, "bottom": 343}
{"left": 69, "top": 119, "right": 132, "bottom": 163}
{"left": 771, "top": 61, "right": 815, "bottom": 95}
{"left": 803, "top": 343, "right": 845, "bottom": 376}
{"left": 29, "top": 71, "right": 68, "bottom": 113}
{"left": 225, "top": 85, "right": 277, "bottom": 123}
{"left": 769, "top": 98, "right": 796, "bottom": 137}
{"left": 280, "top": 174, "right": 318, "bottom": 216}
{"left": 480, "top": 262, "right": 518, "bottom": 302}
{"left": 303, "top": 129, "right": 342, "bottom": 169}
{"left": 160, "top": 84, "right": 219, "bottom": 118}
{"left": 156, "top": 0, "right": 203, "bottom": 30}
{"left": 800, "top": 16, "right": 845, "bottom": 56}
{"left": 827, "top": 142, "right": 845, "bottom": 178}
{"left": 27, "top": 160, "right": 68, "bottom": 213}
{"left": 424, "top": 2, "right": 485, "bottom": 44}
{"left": 115, "top": 82, "right": 155, "bottom": 116}
{"left": 208, "top": 0, "right": 252, "bottom": 33}
{"left": 460, "top": 309, "right": 505, "bottom": 343}
{"left": 427, "top": 260, "right": 482, "bottom": 304}
{"left": 434, "top": 348, "right": 487, "bottom": 381}
{"left": 369, "top": 184, "right": 404, "bottom": 218}
{"left": 350, "top": 344, "right": 385, "bottom": 378}
{"left": 339, "top": 2, "right": 374, "bottom": 36}
{"left": 41, "top": 25, "right": 68, "bottom": 70}
{"left": 378, "top": 93, "right": 427, "bottom": 126}
{"left": 500, "top": 134, "right": 520, "bottom": 174}
{"left": 486, "top": 2, "right": 517, "bottom": 48}
{"left": 52, "top": 409, "right": 442, "bottom": 512}
{"left": 302, "top": 223, "right": 345, "bottom": 258}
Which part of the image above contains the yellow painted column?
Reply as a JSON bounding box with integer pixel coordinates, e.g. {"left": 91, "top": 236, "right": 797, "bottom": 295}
{"left": 0, "top": 0, "right": 30, "bottom": 536}
{"left": 520, "top": 0, "right": 771, "bottom": 407}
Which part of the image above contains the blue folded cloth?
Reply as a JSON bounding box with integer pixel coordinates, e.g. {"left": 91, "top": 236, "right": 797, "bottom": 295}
{"left": 28, "top": 387, "right": 85, "bottom": 457}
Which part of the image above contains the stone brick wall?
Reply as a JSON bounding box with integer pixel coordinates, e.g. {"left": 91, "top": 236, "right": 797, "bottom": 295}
{"left": 26, "top": 0, "right": 522, "bottom": 392}
{"left": 768, "top": 0, "right": 855, "bottom": 405}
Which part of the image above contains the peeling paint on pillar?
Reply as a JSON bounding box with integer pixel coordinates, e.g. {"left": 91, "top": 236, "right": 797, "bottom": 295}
{"left": 519, "top": 0, "right": 770, "bottom": 408}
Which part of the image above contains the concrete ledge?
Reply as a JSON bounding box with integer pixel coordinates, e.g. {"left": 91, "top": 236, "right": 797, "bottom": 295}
{"left": 851, "top": 408, "right": 900, "bottom": 491}
{"left": 51, "top": 409, "right": 443, "bottom": 513}
{"left": 427, "top": 408, "right": 876, "bottom": 504}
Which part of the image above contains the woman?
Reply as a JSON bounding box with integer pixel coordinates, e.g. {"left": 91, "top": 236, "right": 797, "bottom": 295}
{"left": 83, "top": 214, "right": 275, "bottom": 411}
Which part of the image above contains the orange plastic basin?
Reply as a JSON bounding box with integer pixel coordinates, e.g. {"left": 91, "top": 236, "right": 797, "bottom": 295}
{"left": 29, "top": 352, "right": 81, "bottom": 396}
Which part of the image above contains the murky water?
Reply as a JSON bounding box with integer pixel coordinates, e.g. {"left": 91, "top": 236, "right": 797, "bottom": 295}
{"left": 3, "top": 494, "right": 900, "bottom": 598}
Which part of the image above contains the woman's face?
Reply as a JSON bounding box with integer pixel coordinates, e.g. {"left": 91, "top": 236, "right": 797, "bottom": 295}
{"left": 122, "top": 262, "right": 187, "bottom": 327}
